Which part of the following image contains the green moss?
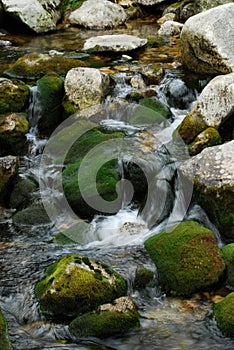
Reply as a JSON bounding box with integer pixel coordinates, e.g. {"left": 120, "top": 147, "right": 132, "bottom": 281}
{"left": 139, "top": 97, "right": 171, "bottom": 118}
{"left": 12, "top": 202, "right": 50, "bottom": 226}
{"left": 144, "top": 221, "right": 225, "bottom": 296}
{"left": 214, "top": 292, "right": 234, "bottom": 336}
{"left": 37, "top": 72, "right": 64, "bottom": 134}
{"left": 4, "top": 53, "right": 87, "bottom": 80}
{"left": 62, "top": 0, "right": 84, "bottom": 12}
{"left": 0, "top": 309, "right": 12, "bottom": 350}
{"left": 34, "top": 254, "right": 128, "bottom": 318}
{"left": 0, "top": 79, "right": 29, "bottom": 114}
{"left": 69, "top": 308, "right": 139, "bottom": 338}
{"left": 147, "top": 37, "right": 164, "bottom": 48}
{"left": 221, "top": 244, "right": 234, "bottom": 290}
{"left": 176, "top": 111, "right": 207, "bottom": 144}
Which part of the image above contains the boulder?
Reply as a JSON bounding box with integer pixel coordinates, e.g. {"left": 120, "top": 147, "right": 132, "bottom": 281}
{"left": 179, "top": 141, "right": 234, "bottom": 239}
{"left": 0, "top": 78, "right": 30, "bottom": 114}
{"left": 69, "top": 0, "right": 127, "bottom": 29}
{"left": 213, "top": 292, "right": 234, "bottom": 336}
{"left": 69, "top": 296, "right": 139, "bottom": 338}
{"left": 4, "top": 52, "right": 87, "bottom": 80}
{"left": 83, "top": 34, "right": 147, "bottom": 53}
{"left": 35, "top": 254, "right": 127, "bottom": 317}
{"left": 194, "top": 0, "right": 233, "bottom": 13}
{"left": 180, "top": 3, "right": 234, "bottom": 74}
{"left": 221, "top": 243, "right": 234, "bottom": 290}
{"left": 37, "top": 72, "right": 64, "bottom": 134}
{"left": 177, "top": 73, "right": 234, "bottom": 146}
{"left": 0, "top": 155, "right": 19, "bottom": 202}
{"left": 1, "top": 0, "right": 62, "bottom": 33}
{"left": 158, "top": 20, "right": 183, "bottom": 37}
{"left": 0, "top": 113, "right": 29, "bottom": 155}
{"left": 12, "top": 202, "right": 50, "bottom": 226}
{"left": 63, "top": 67, "right": 110, "bottom": 113}
{"left": 144, "top": 221, "right": 225, "bottom": 296}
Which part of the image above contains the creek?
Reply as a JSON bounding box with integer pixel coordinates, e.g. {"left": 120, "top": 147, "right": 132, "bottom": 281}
{"left": 0, "top": 19, "right": 234, "bottom": 350}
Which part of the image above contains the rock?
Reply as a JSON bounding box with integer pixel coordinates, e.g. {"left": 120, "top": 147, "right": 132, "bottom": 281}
{"left": 12, "top": 202, "right": 50, "bottom": 226}
{"left": 1, "top": 0, "right": 62, "bottom": 34}
{"left": 144, "top": 221, "right": 225, "bottom": 296}
{"left": 69, "top": 0, "right": 127, "bottom": 29}
{"left": 0, "top": 113, "right": 29, "bottom": 156}
{"left": 180, "top": 3, "right": 234, "bottom": 74}
{"left": 83, "top": 34, "right": 147, "bottom": 53}
{"left": 213, "top": 292, "right": 234, "bottom": 336}
{"left": 63, "top": 67, "right": 109, "bottom": 114}
{"left": 69, "top": 296, "right": 139, "bottom": 338}
{"left": 4, "top": 52, "right": 87, "bottom": 80}
{"left": 134, "top": 0, "right": 164, "bottom": 4}
{"left": 10, "top": 176, "right": 38, "bottom": 210}
{"left": 0, "top": 78, "right": 30, "bottom": 114}
{"left": 37, "top": 72, "right": 64, "bottom": 134}
{"left": 62, "top": 126, "right": 123, "bottom": 219}
{"left": 179, "top": 141, "right": 234, "bottom": 239}
{"left": 157, "top": 13, "right": 176, "bottom": 26}
{"left": 138, "top": 64, "right": 165, "bottom": 85}
{"left": 0, "top": 156, "right": 19, "bottom": 202}
{"left": 221, "top": 244, "right": 234, "bottom": 290}
{"left": 0, "top": 309, "right": 12, "bottom": 350}
{"left": 177, "top": 73, "right": 234, "bottom": 144}
{"left": 134, "top": 267, "right": 155, "bottom": 289}
{"left": 195, "top": 0, "right": 233, "bottom": 13}
{"left": 188, "top": 127, "right": 221, "bottom": 156}
{"left": 158, "top": 20, "right": 183, "bottom": 37}
{"left": 35, "top": 254, "right": 127, "bottom": 317}
{"left": 163, "top": 1, "right": 196, "bottom": 22}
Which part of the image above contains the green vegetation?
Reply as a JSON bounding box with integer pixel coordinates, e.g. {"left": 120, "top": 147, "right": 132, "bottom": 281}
{"left": 221, "top": 244, "right": 234, "bottom": 290}
{"left": 214, "top": 292, "right": 234, "bottom": 336}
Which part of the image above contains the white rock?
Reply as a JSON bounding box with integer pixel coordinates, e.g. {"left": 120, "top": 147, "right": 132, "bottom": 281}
{"left": 158, "top": 20, "right": 183, "bottom": 37}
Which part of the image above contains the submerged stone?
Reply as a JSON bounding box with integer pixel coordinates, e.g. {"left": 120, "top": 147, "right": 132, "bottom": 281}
{"left": 214, "top": 292, "right": 234, "bottom": 336}
{"left": 144, "top": 221, "right": 225, "bottom": 296}
{"left": 35, "top": 254, "right": 127, "bottom": 318}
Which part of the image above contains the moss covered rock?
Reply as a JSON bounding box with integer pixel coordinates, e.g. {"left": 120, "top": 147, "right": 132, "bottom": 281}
{"left": 214, "top": 292, "right": 234, "bottom": 336}
{"left": 0, "top": 113, "right": 29, "bottom": 155}
{"left": 36, "top": 72, "right": 64, "bottom": 134}
{"left": 189, "top": 127, "right": 222, "bottom": 155}
{"left": 0, "top": 78, "right": 29, "bottom": 114}
{"left": 69, "top": 296, "right": 139, "bottom": 338}
{"left": 0, "top": 156, "right": 19, "bottom": 204}
{"left": 144, "top": 221, "right": 225, "bottom": 296}
{"left": 35, "top": 254, "right": 128, "bottom": 318}
{"left": 134, "top": 267, "right": 155, "bottom": 289}
{"left": 12, "top": 202, "right": 50, "bottom": 226}
{"left": 9, "top": 175, "right": 38, "bottom": 210}
{"left": 221, "top": 243, "right": 234, "bottom": 290}
{"left": 0, "top": 309, "right": 12, "bottom": 350}
{"left": 4, "top": 53, "right": 87, "bottom": 80}
{"left": 62, "top": 127, "right": 123, "bottom": 219}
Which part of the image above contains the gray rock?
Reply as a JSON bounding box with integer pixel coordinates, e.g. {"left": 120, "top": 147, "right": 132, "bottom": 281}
{"left": 180, "top": 3, "right": 234, "bottom": 74}
{"left": 0, "top": 155, "right": 19, "bottom": 198}
{"left": 179, "top": 140, "right": 234, "bottom": 238}
{"left": 69, "top": 0, "right": 127, "bottom": 29}
{"left": 158, "top": 20, "right": 183, "bottom": 37}
{"left": 64, "top": 67, "right": 110, "bottom": 111}
{"left": 83, "top": 34, "right": 147, "bottom": 52}
{"left": 1, "top": 0, "right": 62, "bottom": 33}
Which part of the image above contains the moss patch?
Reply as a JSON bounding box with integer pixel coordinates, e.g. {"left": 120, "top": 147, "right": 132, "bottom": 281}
{"left": 176, "top": 111, "right": 207, "bottom": 144}
{"left": 221, "top": 244, "right": 234, "bottom": 290}
{"left": 144, "top": 220, "right": 225, "bottom": 296}
{"left": 0, "top": 309, "right": 12, "bottom": 350}
{"left": 0, "top": 79, "right": 29, "bottom": 114}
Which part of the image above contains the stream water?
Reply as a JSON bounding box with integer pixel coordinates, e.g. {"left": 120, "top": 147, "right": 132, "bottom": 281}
{"left": 0, "top": 19, "right": 234, "bottom": 350}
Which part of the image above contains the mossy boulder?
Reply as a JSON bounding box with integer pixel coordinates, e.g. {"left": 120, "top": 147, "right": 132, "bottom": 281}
{"left": 4, "top": 53, "right": 87, "bottom": 80}
{"left": 37, "top": 72, "right": 64, "bottom": 134}
{"left": 213, "top": 292, "right": 234, "bottom": 336}
{"left": 139, "top": 97, "right": 171, "bottom": 118}
{"left": 0, "top": 78, "right": 29, "bottom": 114}
{"left": 176, "top": 111, "right": 207, "bottom": 144}
{"left": 35, "top": 254, "right": 128, "bottom": 318}
{"left": 0, "top": 309, "right": 12, "bottom": 350}
{"left": 62, "top": 127, "right": 123, "bottom": 219}
{"left": 69, "top": 296, "right": 139, "bottom": 338}
{"left": 9, "top": 175, "right": 38, "bottom": 210}
{"left": 144, "top": 221, "right": 225, "bottom": 296}
{"left": 134, "top": 267, "right": 155, "bottom": 289}
{"left": 189, "top": 127, "right": 222, "bottom": 155}
{"left": 0, "top": 156, "right": 19, "bottom": 204}
{"left": 221, "top": 244, "right": 234, "bottom": 290}
{"left": 0, "top": 113, "right": 29, "bottom": 155}
{"left": 12, "top": 202, "right": 50, "bottom": 226}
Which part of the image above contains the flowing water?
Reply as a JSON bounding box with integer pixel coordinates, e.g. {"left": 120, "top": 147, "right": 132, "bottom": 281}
{"left": 0, "top": 20, "right": 234, "bottom": 350}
